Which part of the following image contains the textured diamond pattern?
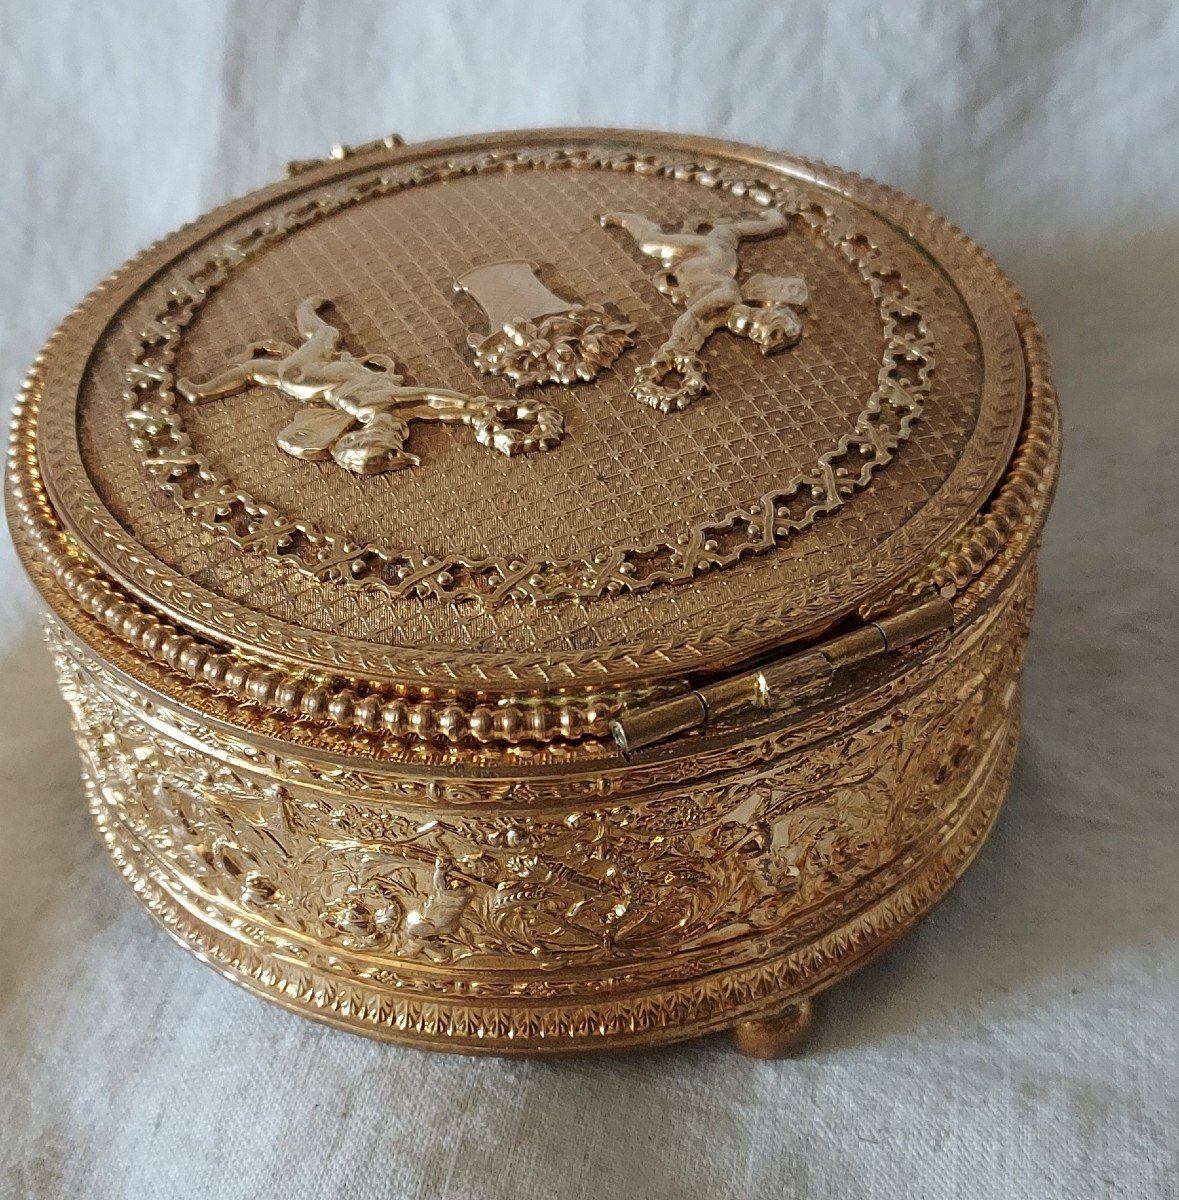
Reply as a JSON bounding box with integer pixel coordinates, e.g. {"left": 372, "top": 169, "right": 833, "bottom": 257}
{"left": 75, "top": 151, "right": 989, "bottom": 670}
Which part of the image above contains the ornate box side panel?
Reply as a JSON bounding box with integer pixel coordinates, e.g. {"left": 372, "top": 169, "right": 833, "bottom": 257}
{"left": 46, "top": 555, "right": 1037, "bottom": 1053}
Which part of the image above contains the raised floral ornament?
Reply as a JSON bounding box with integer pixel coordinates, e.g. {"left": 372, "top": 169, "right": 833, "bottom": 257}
{"left": 456, "top": 260, "right": 635, "bottom": 389}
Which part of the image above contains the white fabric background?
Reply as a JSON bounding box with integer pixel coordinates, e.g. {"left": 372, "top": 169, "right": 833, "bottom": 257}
{"left": 1, "top": 2, "right": 1177, "bottom": 1197}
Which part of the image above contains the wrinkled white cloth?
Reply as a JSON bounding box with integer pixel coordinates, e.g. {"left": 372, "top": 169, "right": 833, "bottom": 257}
{"left": 1, "top": 2, "right": 1176, "bottom": 1197}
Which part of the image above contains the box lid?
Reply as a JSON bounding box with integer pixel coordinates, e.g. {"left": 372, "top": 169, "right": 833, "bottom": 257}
{"left": 10, "top": 130, "right": 1050, "bottom": 746}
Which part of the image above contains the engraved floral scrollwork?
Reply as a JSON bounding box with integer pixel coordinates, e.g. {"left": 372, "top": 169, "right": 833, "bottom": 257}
{"left": 39, "top": 554, "right": 1034, "bottom": 1047}
{"left": 49, "top": 562, "right": 1029, "bottom": 976}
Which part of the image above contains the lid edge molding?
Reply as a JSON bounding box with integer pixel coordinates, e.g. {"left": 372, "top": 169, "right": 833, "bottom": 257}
{"left": 7, "top": 130, "right": 1057, "bottom": 744}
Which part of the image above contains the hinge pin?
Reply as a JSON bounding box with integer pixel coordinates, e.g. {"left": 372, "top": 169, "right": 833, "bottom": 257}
{"left": 611, "top": 596, "right": 955, "bottom": 756}
{"left": 285, "top": 134, "right": 407, "bottom": 178}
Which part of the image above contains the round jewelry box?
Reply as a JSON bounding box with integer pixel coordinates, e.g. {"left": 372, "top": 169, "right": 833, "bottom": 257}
{"left": 7, "top": 129, "right": 1059, "bottom": 1055}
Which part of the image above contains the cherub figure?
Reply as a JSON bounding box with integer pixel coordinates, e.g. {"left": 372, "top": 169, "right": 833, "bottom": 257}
{"left": 176, "top": 296, "right": 564, "bottom": 476}
{"left": 599, "top": 207, "right": 807, "bottom": 412}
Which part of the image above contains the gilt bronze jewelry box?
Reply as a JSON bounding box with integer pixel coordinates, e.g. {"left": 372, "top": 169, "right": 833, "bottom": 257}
{"left": 6, "top": 129, "right": 1059, "bottom": 1055}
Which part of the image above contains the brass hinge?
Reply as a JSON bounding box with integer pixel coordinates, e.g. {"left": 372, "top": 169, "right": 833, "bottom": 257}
{"left": 285, "top": 133, "right": 407, "bottom": 178}
{"left": 611, "top": 595, "right": 955, "bottom": 756}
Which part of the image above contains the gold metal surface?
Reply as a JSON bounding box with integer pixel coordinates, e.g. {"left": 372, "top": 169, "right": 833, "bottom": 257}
{"left": 612, "top": 595, "right": 956, "bottom": 753}
{"left": 44, "top": 545, "right": 1035, "bottom": 1052}
{"left": 5, "top": 129, "right": 1060, "bottom": 1053}
{"left": 455, "top": 260, "right": 635, "bottom": 387}
{"left": 732, "top": 999, "right": 815, "bottom": 1059}
{"left": 174, "top": 295, "right": 565, "bottom": 475}
{"left": 286, "top": 131, "right": 407, "bottom": 177}
{"left": 27, "top": 133, "right": 1030, "bottom": 709}
{"left": 600, "top": 207, "right": 807, "bottom": 411}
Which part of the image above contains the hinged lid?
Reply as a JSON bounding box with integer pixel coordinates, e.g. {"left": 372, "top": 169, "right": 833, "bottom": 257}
{"left": 13, "top": 129, "right": 1037, "bottom": 744}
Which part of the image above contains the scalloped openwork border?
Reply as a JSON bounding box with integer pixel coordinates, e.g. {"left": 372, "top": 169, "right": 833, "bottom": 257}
{"left": 12, "top": 133, "right": 1044, "bottom": 713}
{"left": 123, "top": 147, "right": 933, "bottom": 604}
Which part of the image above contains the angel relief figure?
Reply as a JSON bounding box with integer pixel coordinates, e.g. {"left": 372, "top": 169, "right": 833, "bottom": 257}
{"left": 175, "top": 296, "right": 565, "bottom": 476}
{"left": 599, "top": 207, "right": 808, "bottom": 412}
